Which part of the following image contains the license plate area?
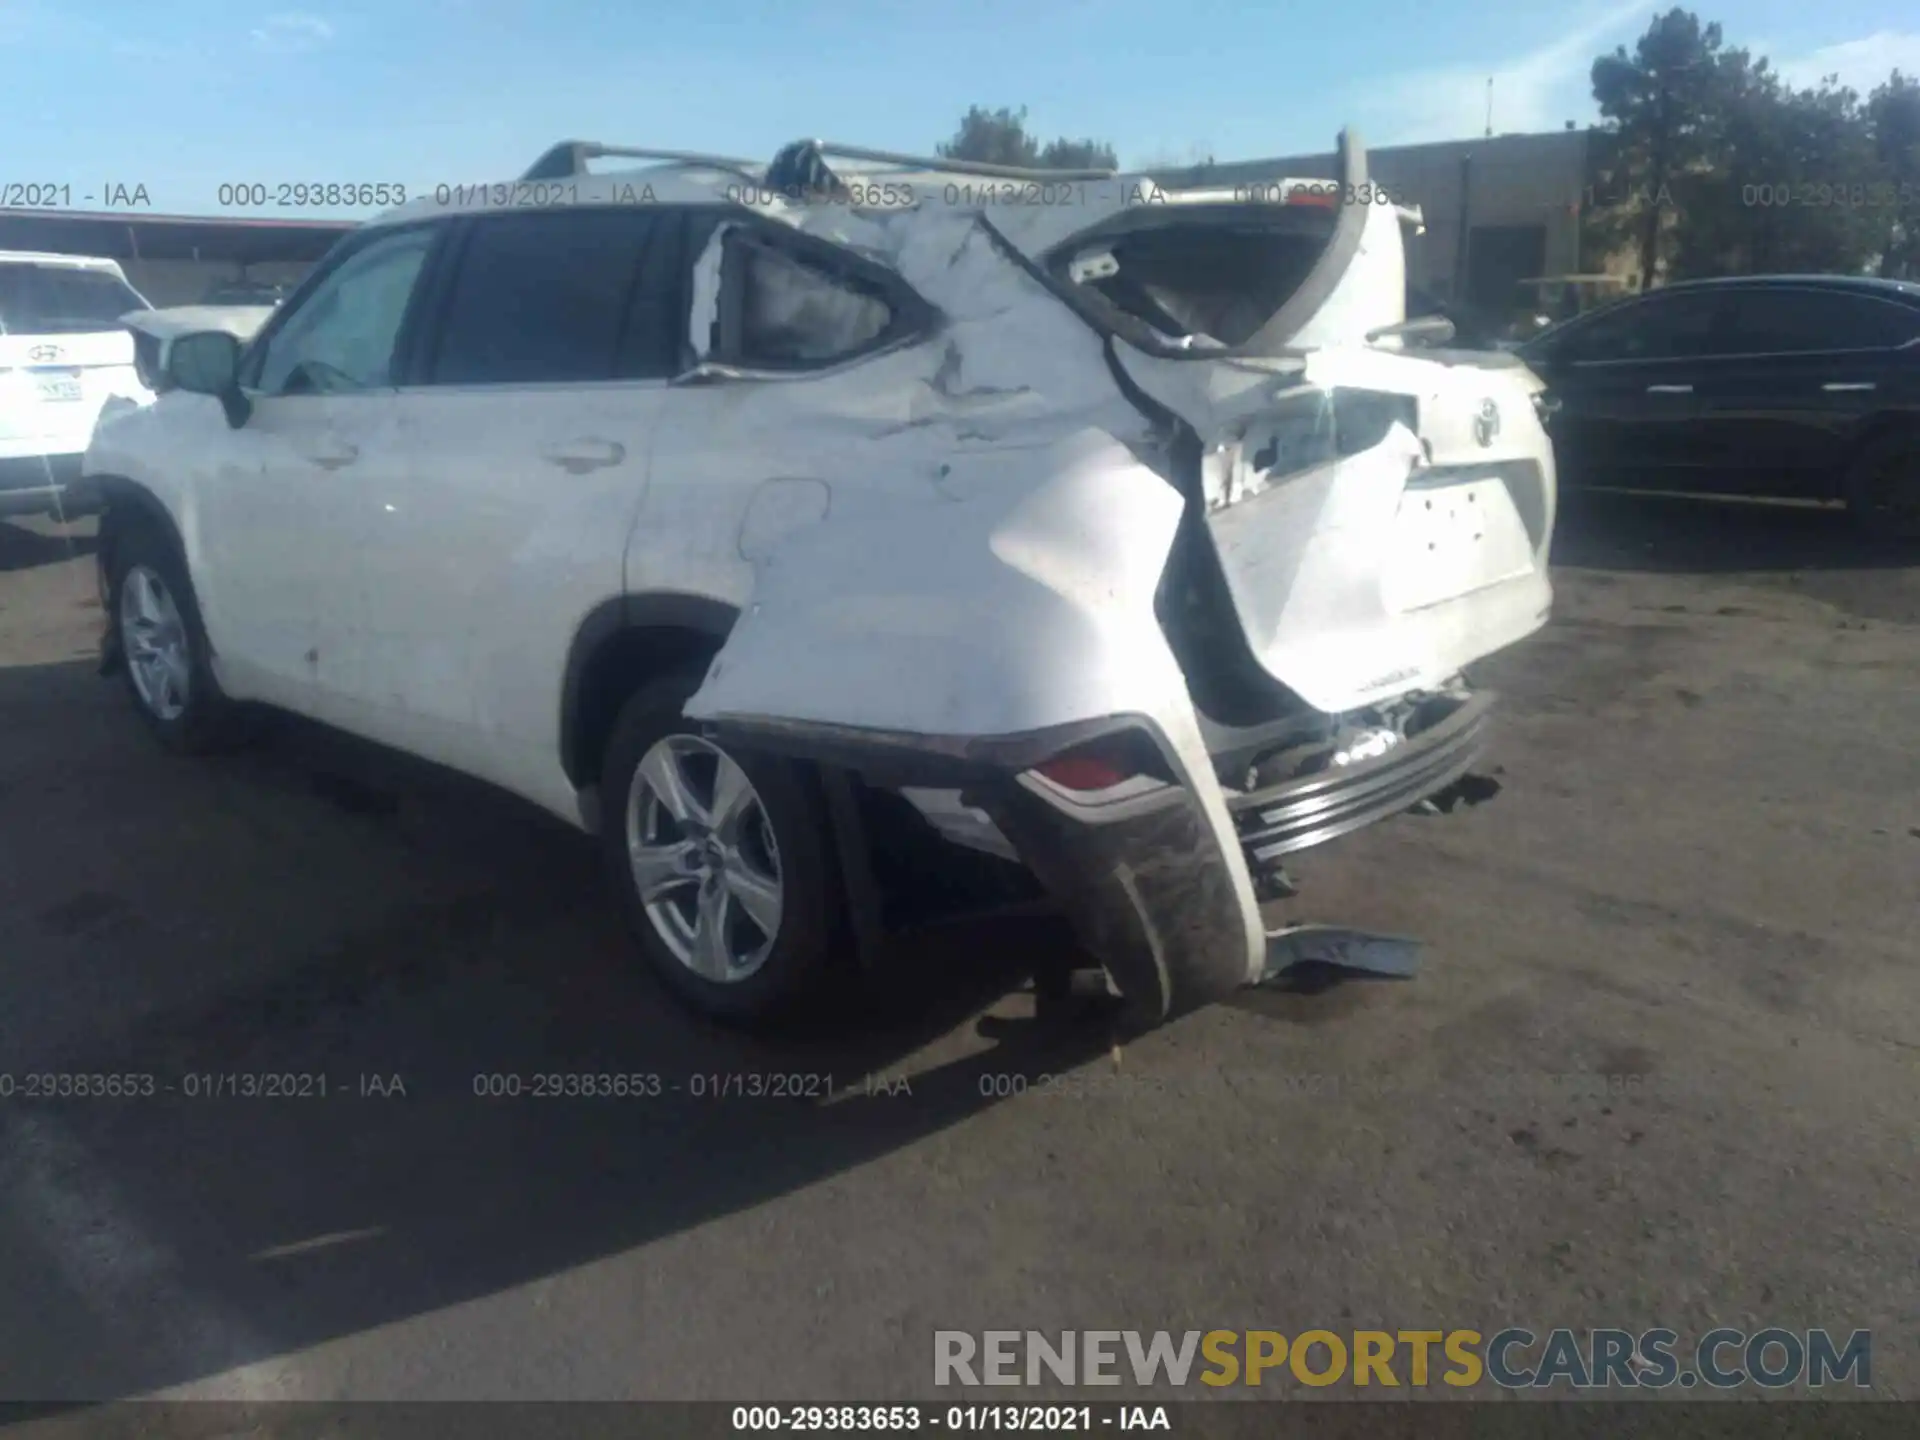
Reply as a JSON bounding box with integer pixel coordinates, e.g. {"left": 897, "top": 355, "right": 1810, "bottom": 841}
{"left": 34, "top": 372, "right": 85, "bottom": 402}
{"left": 1382, "top": 477, "right": 1534, "bottom": 613}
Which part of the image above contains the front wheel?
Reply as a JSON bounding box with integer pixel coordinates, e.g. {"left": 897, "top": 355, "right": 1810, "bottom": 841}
{"left": 107, "top": 523, "right": 254, "bottom": 753}
{"left": 599, "top": 672, "right": 841, "bottom": 1025}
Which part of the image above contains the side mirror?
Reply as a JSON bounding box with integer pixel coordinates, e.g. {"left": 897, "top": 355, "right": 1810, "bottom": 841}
{"left": 167, "top": 331, "right": 252, "bottom": 428}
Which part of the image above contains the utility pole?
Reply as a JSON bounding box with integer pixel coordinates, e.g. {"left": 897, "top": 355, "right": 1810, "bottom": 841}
{"left": 1485, "top": 77, "right": 1494, "bottom": 138}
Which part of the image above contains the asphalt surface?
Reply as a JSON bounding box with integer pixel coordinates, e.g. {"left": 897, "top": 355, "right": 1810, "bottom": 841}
{"left": 0, "top": 495, "right": 1916, "bottom": 1405}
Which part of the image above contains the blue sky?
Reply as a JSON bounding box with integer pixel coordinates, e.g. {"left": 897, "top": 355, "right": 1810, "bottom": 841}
{"left": 8, "top": 0, "right": 1920, "bottom": 217}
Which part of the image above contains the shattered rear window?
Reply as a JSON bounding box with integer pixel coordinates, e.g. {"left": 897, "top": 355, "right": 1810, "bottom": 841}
{"left": 1051, "top": 208, "right": 1337, "bottom": 353}
{"left": 735, "top": 240, "right": 891, "bottom": 364}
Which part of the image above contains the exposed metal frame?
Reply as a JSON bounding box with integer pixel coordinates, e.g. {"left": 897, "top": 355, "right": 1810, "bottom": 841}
{"left": 523, "top": 138, "right": 1117, "bottom": 185}
{"left": 794, "top": 141, "right": 1115, "bottom": 181}
{"left": 521, "top": 141, "right": 764, "bottom": 183}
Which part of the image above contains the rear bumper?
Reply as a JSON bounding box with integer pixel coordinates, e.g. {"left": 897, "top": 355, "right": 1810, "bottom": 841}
{"left": 716, "top": 691, "right": 1494, "bottom": 1022}
{"left": 1228, "top": 691, "right": 1492, "bottom": 873}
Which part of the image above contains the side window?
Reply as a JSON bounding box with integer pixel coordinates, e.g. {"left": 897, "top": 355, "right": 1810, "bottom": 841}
{"left": 1561, "top": 293, "right": 1724, "bottom": 363}
{"left": 709, "top": 229, "right": 894, "bottom": 367}
{"left": 1722, "top": 289, "right": 1917, "bottom": 355}
{"left": 426, "top": 209, "right": 681, "bottom": 385}
{"left": 252, "top": 227, "right": 435, "bottom": 396}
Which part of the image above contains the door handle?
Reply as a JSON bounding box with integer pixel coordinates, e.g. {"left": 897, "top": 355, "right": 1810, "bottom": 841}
{"left": 302, "top": 441, "right": 359, "bottom": 471}
{"left": 1645, "top": 384, "right": 1693, "bottom": 394}
{"left": 541, "top": 437, "right": 627, "bottom": 475}
{"left": 1821, "top": 381, "right": 1876, "bottom": 392}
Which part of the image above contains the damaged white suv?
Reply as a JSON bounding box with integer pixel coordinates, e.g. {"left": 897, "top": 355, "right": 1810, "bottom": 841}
{"left": 85, "top": 131, "right": 1555, "bottom": 1025}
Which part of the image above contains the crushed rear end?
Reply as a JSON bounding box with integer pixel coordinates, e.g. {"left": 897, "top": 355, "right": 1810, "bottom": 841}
{"left": 681, "top": 131, "right": 1555, "bottom": 1022}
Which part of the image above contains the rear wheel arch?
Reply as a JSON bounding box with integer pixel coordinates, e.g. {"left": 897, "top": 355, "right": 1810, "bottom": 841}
{"left": 562, "top": 593, "right": 741, "bottom": 789}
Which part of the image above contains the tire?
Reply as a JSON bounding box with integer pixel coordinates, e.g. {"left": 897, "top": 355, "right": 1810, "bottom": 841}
{"left": 107, "top": 521, "right": 255, "bottom": 754}
{"left": 599, "top": 670, "right": 840, "bottom": 1025}
{"left": 1844, "top": 427, "right": 1920, "bottom": 541}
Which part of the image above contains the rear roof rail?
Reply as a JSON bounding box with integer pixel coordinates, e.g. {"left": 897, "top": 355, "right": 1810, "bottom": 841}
{"left": 521, "top": 141, "right": 764, "bottom": 182}
{"left": 791, "top": 140, "right": 1115, "bottom": 181}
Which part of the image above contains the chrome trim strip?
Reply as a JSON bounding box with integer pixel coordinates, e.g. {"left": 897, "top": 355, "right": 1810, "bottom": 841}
{"left": 1228, "top": 693, "right": 1492, "bottom": 861}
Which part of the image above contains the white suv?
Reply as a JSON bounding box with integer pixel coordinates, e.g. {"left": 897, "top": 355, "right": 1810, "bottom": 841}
{"left": 1, "top": 251, "right": 153, "bottom": 515}
{"left": 85, "top": 132, "right": 1556, "bottom": 1026}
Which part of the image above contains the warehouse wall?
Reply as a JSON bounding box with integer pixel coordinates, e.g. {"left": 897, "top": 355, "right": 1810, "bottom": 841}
{"left": 1153, "top": 129, "right": 1590, "bottom": 310}
{"left": 120, "top": 259, "right": 316, "bottom": 307}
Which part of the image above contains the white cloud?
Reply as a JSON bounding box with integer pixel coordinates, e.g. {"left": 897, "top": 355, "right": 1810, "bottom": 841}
{"left": 1770, "top": 31, "right": 1920, "bottom": 94}
{"left": 1347, "top": 0, "right": 1654, "bottom": 146}
{"left": 249, "top": 12, "right": 335, "bottom": 54}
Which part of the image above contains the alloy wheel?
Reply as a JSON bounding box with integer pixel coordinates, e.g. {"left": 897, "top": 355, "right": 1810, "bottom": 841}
{"left": 120, "top": 563, "right": 191, "bottom": 722}
{"left": 625, "top": 734, "right": 785, "bottom": 983}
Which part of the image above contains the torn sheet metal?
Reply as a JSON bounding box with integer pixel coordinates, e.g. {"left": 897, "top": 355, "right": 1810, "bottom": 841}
{"left": 1258, "top": 924, "right": 1423, "bottom": 982}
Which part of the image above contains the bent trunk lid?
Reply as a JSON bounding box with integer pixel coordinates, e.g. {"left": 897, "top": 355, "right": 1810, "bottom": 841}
{"left": 1042, "top": 145, "right": 1555, "bottom": 716}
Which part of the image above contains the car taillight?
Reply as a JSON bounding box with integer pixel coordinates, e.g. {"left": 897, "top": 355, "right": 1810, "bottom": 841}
{"left": 1035, "top": 752, "right": 1134, "bottom": 791}
{"left": 1030, "top": 731, "right": 1173, "bottom": 793}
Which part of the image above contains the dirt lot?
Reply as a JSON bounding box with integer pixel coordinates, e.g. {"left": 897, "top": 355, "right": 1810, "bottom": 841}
{"left": 0, "top": 494, "right": 1915, "bottom": 1404}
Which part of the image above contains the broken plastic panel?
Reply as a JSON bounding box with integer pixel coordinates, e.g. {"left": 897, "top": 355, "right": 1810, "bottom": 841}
{"left": 1051, "top": 206, "right": 1339, "bottom": 352}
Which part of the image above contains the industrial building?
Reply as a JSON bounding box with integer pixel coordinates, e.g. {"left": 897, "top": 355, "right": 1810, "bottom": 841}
{"left": 1154, "top": 127, "right": 1610, "bottom": 323}
{"left": 0, "top": 209, "right": 350, "bottom": 307}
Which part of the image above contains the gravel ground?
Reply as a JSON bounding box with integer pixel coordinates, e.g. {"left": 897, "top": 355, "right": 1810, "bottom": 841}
{"left": 0, "top": 493, "right": 1914, "bottom": 1406}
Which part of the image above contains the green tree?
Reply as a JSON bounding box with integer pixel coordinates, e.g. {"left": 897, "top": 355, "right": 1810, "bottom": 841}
{"left": 1866, "top": 71, "right": 1920, "bottom": 277}
{"left": 1589, "top": 9, "right": 1727, "bottom": 286}
{"left": 1670, "top": 55, "right": 1879, "bottom": 278}
{"left": 938, "top": 105, "right": 1117, "bottom": 170}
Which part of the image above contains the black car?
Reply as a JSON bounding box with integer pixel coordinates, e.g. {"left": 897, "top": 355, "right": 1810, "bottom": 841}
{"left": 1516, "top": 275, "right": 1920, "bottom": 535}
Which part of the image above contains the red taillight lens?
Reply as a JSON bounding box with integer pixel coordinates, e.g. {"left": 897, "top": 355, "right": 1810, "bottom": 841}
{"left": 1031, "top": 731, "right": 1171, "bottom": 793}
{"left": 1034, "top": 753, "right": 1134, "bottom": 791}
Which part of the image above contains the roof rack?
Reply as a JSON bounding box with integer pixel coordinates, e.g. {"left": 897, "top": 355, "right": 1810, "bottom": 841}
{"left": 792, "top": 141, "right": 1115, "bottom": 181}
{"left": 521, "top": 141, "right": 764, "bottom": 183}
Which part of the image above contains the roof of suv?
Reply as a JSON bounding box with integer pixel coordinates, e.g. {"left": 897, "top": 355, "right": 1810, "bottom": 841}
{"left": 0, "top": 249, "right": 129, "bottom": 271}
{"left": 368, "top": 136, "right": 1388, "bottom": 268}
{"left": 1657, "top": 274, "right": 1920, "bottom": 307}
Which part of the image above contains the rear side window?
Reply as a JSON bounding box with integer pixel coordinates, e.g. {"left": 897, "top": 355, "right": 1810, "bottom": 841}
{"left": 1721, "top": 289, "right": 1917, "bottom": 354}
{"left": 0, "top": 264, "right": 147, "bottom": 335}
{"left": 427, "top": 209, "right": 683, "bottom": 385}
{"left": 709, "top": 229, "right": 894, "bottom": 367}
{"left": 1557, "top": 292, "right": 1725, "bottom": 363}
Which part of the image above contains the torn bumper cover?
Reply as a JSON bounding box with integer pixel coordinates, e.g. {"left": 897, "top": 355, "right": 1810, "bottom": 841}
{"left": 1228, "top": 690, "right": 1492, "bottom": 873}
{"left": 712, "top": 700, "right": 1488, "bottom": 1022}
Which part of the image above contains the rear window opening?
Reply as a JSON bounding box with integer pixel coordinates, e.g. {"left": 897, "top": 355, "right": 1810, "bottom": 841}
{"left": 1048, "top": 205, "right": 1338, "bottom": 353}
{"left": 0, "top": 264, "right": 148, "bottom": 335}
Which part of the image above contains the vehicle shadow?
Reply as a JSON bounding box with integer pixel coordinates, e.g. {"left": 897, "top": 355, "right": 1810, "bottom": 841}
{"left": 1551, "top": 488, "right": 1920, "bottom": 575}
{"left": 0, "top": 516, "right": 97, "bottom": 574}
{"left": 0, "top": 663, "right": 1127, "bottom": 1403}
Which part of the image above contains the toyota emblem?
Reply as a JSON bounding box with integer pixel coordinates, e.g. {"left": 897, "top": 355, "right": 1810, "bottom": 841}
{"left": 28, "top": 344, "right": 62, "bottom": 363}
{"left": 1473, "top": 398, "right": 1500, "bottom": 447}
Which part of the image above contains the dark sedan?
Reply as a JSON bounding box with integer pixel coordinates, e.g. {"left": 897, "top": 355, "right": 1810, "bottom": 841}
{"left": 1516, "top": 275, "right": 1920, "bottom": 536}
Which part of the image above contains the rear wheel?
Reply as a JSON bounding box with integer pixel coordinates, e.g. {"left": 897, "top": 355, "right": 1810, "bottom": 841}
{"left": 599, "top": 671, "right": 840, "bottom": 1025}
{"left": 1844, "top": 428, "right": 1920, "bottom": 540}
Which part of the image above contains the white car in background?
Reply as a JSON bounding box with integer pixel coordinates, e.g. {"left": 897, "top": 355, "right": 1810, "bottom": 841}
{"left": 0, "top": 251, "right": 154, "bottom": 515}
{"left": 85, "top": 130, "right": 1556, "bottom": 1028}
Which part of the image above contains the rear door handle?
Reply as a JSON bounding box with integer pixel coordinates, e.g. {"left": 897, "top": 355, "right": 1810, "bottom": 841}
{"left": 1646, "top": 384, "right": 1693, "bottom": 395}
{"left": 1821, "top": 381, "right": 1876, "bottom": 392}
{"left": 541, "top": 437, "right": 627, "bottom": 475}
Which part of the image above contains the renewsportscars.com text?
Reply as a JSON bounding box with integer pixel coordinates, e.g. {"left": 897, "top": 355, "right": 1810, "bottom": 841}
{"left": 934, "top": 1328, "right": 1872, "bottom": 1390}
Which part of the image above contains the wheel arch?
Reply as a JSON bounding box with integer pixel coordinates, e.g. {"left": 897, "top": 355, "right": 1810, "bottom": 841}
{"left": 562, "top": 592, "right": 742, "bottom": 790}
{"left": 92, "top": 476, "right": 194, "bottom": 669}
{"left": 93, "top": 474, "right": 189, "bottom": 577}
